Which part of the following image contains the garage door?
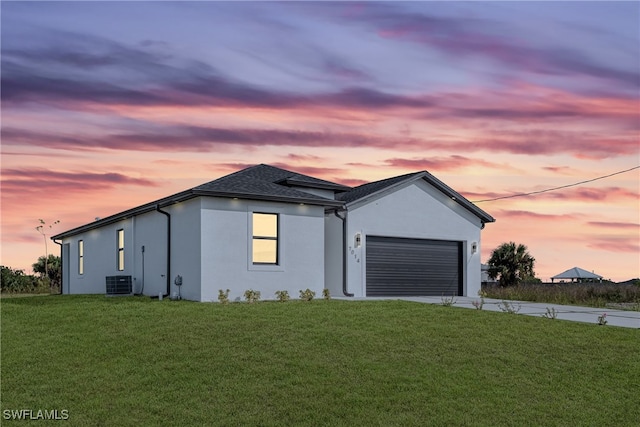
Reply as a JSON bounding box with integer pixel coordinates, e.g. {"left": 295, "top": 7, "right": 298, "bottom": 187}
{"left": 366, "top": 236, "right": 462, "bottom": 297}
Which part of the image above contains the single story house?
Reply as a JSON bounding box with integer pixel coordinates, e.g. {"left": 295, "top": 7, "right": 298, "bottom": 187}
{"left": 481, "top": 264, "right": 498, "bottom": 285}
{"left": 52, "top": 164, "right": 495, "bottom": 301}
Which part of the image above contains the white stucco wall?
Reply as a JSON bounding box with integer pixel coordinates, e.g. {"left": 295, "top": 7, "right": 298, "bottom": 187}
{"left": 61, "top": 218, "right": 135, "bottom": 294}
{"left": 60, "top": 200, "right": 202, "bottom": 297}
{"left": 200, "top": 197, "right": 326, "bottom": 302}
{"left": 344, "top": 179, "right": 484, "bottom": 297}
{"left": 168, "top": 198, "right": 202, "bottom": 301}
{"left": 324, "top": 213, "right": 343, "bottom": 296}
{"left": 132, "top": 210, "right": 169, "bottom": 296}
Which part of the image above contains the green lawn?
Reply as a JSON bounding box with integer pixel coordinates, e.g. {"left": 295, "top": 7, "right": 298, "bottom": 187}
{"left": 2, "top": 296, "right": 639, "bottom": 426}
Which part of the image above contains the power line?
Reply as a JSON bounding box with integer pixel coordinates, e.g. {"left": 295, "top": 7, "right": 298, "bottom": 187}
{"left": 472, "top": 165, "right": 640, "bottom": 203}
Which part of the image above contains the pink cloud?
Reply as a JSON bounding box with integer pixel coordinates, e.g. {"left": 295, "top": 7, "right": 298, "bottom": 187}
{"left": 587, "top": 236, "right": 640, "bottom": 253}
{"left": 588, "top": 221, "right": 640, "bottom": 229}
{"left": 1, "top": 169, "right": 159, "bottom": 196}
{"left": 495, "top": 209, "right": 581, "bottom": 221}
{"left": 465, "top": 186, "right": 638, "bottom": 204}
{"left": 384, "top": 156, "right": 517, "bottom": 172}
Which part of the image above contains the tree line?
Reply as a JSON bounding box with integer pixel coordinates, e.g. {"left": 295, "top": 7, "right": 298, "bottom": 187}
{"left": 1, "top": 255, "right": 61, "bottom": 293}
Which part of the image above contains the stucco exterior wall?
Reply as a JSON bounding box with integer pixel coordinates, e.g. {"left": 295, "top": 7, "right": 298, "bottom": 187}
{"left": 61, "top": 218, "right": 135, "bottom": 294}
{"left": 345, "top": 180, "right": 484, "bottom": 297}
{"left": 167, "top": 198, "right": 202, "bottom": 301}
{"left": 324, "top": 213, "right": 343, "bottom": 296}
{"left": 200, "top": 197, "right": 325, "bottom": 302}
{"left": 60, "top": 201, "right": 202, "bottom": 297}
{"left": 132, "top": 210, "right": 169, "bottom": 296}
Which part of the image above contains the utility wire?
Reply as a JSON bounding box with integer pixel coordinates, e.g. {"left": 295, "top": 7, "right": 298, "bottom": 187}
{"left": 472, "top": 165, "right": 640, "bottom": 203}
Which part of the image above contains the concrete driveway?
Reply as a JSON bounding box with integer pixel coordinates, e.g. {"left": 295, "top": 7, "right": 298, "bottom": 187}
{"left": 339, "top": 296, "right": 640, "bottom": 328}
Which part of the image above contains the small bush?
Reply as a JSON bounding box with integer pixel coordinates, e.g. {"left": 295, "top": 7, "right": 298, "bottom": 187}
{"left": 275, "top": 290, "right": 290, "bottom": 302}
{"left": 472, "top": 290, "right": 486, "bottom": 310}
{"left": 498, "top": 300, "right": 521, "bottom": 314}
{"left": 542, "top": 307, "right": 558, "bottom": 319}
{"left": 218, "top": 289, "right": 230, "bottom": 304}
{"left": 299, "top": 289, "right": 315, "bottom": 301}
{"left": 244, "top": 289, "right": 261, "bottom": 303}
{"left": 322, "top": 288, "right": 331, "bottom": 300}
{"left": 597, "top": 313, "right": 608, "bottom": 326}
{"left": 440, "top": 294, "right": 456, "bottom": 307}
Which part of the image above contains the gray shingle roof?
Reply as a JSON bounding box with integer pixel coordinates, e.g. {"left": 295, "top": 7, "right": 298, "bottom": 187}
{"left": 52, "top": 164, "right": 345, "bottom": 239}
{"left": 194, "top": 164, "right": 346, "bottom": 203}
{"left": 277, "top": 173, "right": 351, "bottom": 191}
{"left": 337, "top": 172, "right": 421, "bottom": 204}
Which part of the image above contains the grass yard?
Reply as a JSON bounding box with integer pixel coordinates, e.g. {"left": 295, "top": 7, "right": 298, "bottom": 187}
{"left": 2, "top": 296, "right": 639, "bottom": 426}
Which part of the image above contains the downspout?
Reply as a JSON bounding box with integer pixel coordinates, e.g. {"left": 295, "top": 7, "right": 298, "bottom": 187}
{"left": 52, "top": 238, "right": 63, "bottom": 295}
{"left": 155, "top": 205, "right": 171, "bottom": 298}
{"left": 334, "top": 210, "right": 353, "bottom": 297}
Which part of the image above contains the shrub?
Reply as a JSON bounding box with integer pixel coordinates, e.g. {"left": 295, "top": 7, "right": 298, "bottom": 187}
{"left": 597, "top": 313, "right": 608, "bottom": 326}
{"left": 275, "top": 290, "right": 290, "bottom": 302}
{"left": 244, "top": 289, "right": 261, "bottom": 303}
{"left": 440, "top": 294, "right": 456, "bottom": 307}
{"left": 1, "top": 266, "right": 40, "bottom": 294}
{"left": 542, "top": 307, "right": 558, "bottom": 320}
{"left": 498, "top": 300, "right": 521, "bottom": 314}
{"left": 472, "top": 290, "right": 486, "bottom": 310}
{"left": 322, "top": 288, "right": 331, "bottom": 300}
{"left": 218, "top": 289, "right": 230, "bottom": 304}
{"left": 299, "top": 289, "right": 315, "bottom": 301}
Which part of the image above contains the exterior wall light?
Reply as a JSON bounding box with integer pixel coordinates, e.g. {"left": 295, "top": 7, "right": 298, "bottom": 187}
{"left": 354, "top": 233, "right": 362, "bottom": 248}
{"left": 471, "top": 242, "right": 478, "bottom": 254}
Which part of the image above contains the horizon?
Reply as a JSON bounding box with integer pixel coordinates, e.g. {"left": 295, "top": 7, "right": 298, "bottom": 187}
{"left": 1, "top": 1, "right": 638, "bottom": 282}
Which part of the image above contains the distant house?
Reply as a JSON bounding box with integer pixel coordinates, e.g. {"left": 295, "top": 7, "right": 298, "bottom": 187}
{"left": 551, "top": 267, "right": 603, "bottom": 283}
{"left": 52, "top": 164, "right": 494, "bottom": 301}
{"left": 481, "top": 264, "right": 498, "bottom": 285}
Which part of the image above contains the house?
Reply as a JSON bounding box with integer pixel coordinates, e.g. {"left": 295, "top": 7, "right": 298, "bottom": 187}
{"left": 551, "top": 267, "right": 603, "bottom": 283}
{"left": 481, "top": 264, "right": 498, "bottom": 285}
{"left": 52, "top": 164, "right": 495, "bottom": 301}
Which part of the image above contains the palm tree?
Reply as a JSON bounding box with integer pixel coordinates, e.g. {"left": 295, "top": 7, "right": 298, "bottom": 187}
{"left": 487, "top": 242, "right": 536, "bottom": 287}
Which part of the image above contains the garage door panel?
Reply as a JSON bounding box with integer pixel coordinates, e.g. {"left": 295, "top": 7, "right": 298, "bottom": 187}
{"left": 366, "top": 236, "right": 462, "bottom": 296}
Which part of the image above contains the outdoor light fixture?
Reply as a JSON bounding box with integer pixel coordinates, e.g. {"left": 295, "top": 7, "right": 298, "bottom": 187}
{"left": 354, "top": 233, "right": 362, "bottom": 248}
{"left": 471, "top": 242, "right": 478, "bottom": 254}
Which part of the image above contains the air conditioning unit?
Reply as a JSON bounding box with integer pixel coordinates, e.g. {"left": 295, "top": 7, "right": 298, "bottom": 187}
{"left": 106, "top": 276, "right": 132, "bottom": 295}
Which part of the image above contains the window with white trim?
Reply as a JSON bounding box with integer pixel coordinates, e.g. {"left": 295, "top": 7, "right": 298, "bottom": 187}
{"left": 252, "top": 213, "right": 278, "bottom": 264}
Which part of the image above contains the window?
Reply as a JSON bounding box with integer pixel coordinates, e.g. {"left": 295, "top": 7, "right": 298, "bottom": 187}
{"left": 78, "top": 240, "right": 84, "bottom": 275}
{"left": 252, "top": 213, "right": 278, "bottom": 264}
{"left": 117, "top": 229, "right": 125, "bottom": 271}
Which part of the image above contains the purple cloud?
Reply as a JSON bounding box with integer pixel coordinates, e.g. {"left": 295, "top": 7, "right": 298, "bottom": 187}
{"left": 1, "top": 168, "right": 158, "bottom": 194}
{"left": 340, "top": 3, "right": 638, "bottom": 90}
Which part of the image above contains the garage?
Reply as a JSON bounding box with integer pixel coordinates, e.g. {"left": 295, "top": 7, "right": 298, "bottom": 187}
{"left": 365, "top": 236, "right": 463, "bottom": 297}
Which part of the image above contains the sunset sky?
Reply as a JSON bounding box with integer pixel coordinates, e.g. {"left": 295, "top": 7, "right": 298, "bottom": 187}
{"left": 2, "top": 1, "right": 638, "bottom": 282}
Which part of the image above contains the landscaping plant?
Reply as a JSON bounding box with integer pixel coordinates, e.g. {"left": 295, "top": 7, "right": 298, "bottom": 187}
{"left": 299, "top": 288, "right": 315, "bottom": 301}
